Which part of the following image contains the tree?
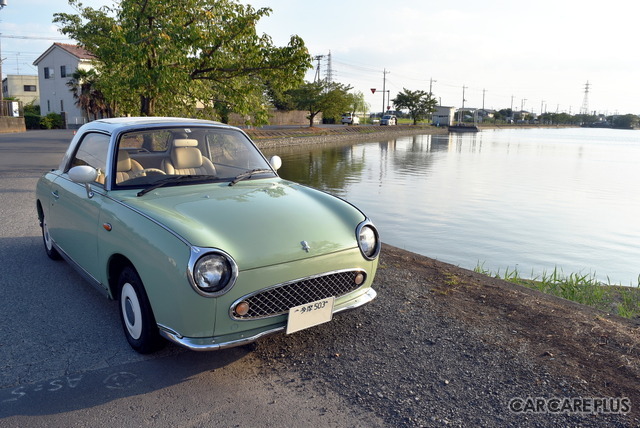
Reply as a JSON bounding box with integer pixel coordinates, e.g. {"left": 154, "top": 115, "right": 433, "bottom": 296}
{"left": 392, "top": 88, "right": 437, "bottom": 125}
{"left": 54, "top": 0, "right": 311, "bottom": 122}
{"left": 67, "top": 68, "right": 114, "bottom": 120}
{"left": 287, "top": 81, "right": 353, "bottom": 127}
{"left": 346, "top": 91, "right": 368, "bottom": 116}
{"left": 612, "top": 114, "right": 640, "bottom": 129}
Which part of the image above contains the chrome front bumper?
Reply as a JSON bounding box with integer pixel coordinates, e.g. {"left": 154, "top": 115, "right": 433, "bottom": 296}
{"left": 158, "top": 287, "right": 377, "bottom": 351}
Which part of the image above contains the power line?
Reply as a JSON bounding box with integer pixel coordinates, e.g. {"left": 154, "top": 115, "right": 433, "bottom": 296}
{"left": 1, "top": 34, "right": 69, "bottom": 41}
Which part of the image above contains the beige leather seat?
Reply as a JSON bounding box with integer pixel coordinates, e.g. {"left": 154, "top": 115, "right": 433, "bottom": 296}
{"left": 162, "top": 139, "right": 216, "bottom": 175}
{"left": 115, "top": 150, "right": 144, "bottom": 183}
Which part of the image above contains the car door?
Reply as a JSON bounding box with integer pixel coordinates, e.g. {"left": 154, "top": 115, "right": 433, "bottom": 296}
{"left": 48, "top": 132, "right": 110, "bottom": 282}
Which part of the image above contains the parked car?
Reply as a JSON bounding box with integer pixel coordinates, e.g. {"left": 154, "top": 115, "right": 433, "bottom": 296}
{"left": 36, "top": 117, "right": 380, "bottom": 353}
{"left": 380, "top": 115, "right": 397, "bottom": 126}
{"left": 341, "top": 113, "right": 360, "bottom": 125}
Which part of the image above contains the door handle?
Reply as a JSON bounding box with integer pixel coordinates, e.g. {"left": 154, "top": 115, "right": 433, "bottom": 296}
{"left": 51, "top": 190, "right": 59, "bottom": 199}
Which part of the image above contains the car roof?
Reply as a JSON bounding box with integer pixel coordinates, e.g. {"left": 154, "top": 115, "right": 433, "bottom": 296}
{"left": 78, "top": 117, "right": 229, "bottom": 134}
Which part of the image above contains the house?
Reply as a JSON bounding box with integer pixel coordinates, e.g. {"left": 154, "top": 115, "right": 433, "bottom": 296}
{"left": 432, "top": 106, "right": 455, "bottom": 126}
{"left": 2, "top": 75, "right": 39, "bottom": 104}
{"left": 33, "top": 43, "right": 95, "bottom": 128}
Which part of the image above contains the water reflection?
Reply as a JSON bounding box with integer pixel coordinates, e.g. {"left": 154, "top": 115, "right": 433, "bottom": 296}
{"left": 263, "top": 128, "right": 640, "bottom": 285}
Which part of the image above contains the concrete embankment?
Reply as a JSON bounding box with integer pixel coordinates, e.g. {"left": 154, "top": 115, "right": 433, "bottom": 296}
{"left": 246, "top": 124, "right": 577, "bottom": 148}
{"left": 246, "top": 125, "right": 448, "bottom": 148}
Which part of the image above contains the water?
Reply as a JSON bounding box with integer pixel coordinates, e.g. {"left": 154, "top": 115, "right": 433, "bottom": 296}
{"left": 263, "top": 128, "right": 640, "bottom": 286}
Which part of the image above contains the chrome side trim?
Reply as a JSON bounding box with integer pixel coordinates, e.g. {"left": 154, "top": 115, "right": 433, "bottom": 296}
{"left": 158, "top": 288, "right": 376, "bottom": 352}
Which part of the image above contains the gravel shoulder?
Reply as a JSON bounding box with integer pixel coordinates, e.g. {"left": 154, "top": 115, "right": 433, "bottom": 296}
{"left": 250, "top": 244, "right": 640, "bottom": 427}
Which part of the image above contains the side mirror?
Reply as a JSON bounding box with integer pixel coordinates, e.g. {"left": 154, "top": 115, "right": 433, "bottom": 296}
{"left": 69, "top": 165, "right": 98, "bottom": 198}
{"left": 269, "top": 155, "right": 282, "bottom": 171}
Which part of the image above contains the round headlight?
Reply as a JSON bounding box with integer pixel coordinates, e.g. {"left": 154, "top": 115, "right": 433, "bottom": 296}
{"left": 358, "top": 223, "right": 380, "bottom": 260}
{"left": 194, "top": 254, "right": 233, "bottom": 294}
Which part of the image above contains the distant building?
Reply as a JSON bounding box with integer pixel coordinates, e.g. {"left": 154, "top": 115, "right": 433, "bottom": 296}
{"left": 432, "top": 106, "right": 455, "bottom": 126}
{"left": 2, "top": 75, "right": 39, "bottom": 104}
{"left": 33, "top": 43, "right": 95, "bottom": 128}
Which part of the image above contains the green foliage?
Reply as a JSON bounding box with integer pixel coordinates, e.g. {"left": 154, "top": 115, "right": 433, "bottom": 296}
{"left": 40, "top": 113, "right": 65, "bottom": 129}
{"left": 67, "top": 68, "right": 114, "bottom": 119}
{"left": 286, "top": 81, "right": 353, "bottom": 127}
{"left": 611, "top": 114, "right": 640, "bottom": 129}
{"left": 25, "top": 113, "right": 42, "bottom": 129}
{"left": 23, "top": 103, "right": 40, "bottom": 116}
{"left": 474, "top": 263, "right": 640, "bottom": 318}
{"left": 392, "top": 88, "right": 437, "bottom": 125}
{"left": 347, "top": 91, "right": 368, "bottom": 115}
{"left": 54, "top": 0, "right": 311, "bottom": 123}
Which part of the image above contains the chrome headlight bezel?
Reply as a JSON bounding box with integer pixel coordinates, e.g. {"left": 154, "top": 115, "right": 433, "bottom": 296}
{"left": 356, "top": 220, "right": 381, "bottom": 260}
{"left": 187, "top": 247, "right": 238, "bottom": 297}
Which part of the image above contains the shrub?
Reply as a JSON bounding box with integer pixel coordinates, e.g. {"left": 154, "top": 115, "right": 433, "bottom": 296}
{"left": 25, "top": 113, "right": 42, "bottom": 129}
{"left": 40, "top": 113, "right": 65, "bottom": 129}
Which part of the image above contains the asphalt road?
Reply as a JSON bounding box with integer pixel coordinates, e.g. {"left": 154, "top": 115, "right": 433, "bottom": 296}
{"left": 0, "top": 130, "right": 383, "bottom": 427}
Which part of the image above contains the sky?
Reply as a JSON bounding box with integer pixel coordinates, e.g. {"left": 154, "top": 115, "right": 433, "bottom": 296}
{"left": 3, "top": 0, "right": 639, "bottom": 115}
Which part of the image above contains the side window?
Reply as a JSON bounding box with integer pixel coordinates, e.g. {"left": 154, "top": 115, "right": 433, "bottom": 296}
{"left": 70, "top": 133, "right": 111, "bottom": 185}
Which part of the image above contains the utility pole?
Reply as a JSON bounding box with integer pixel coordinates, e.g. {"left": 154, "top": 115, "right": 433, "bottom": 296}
{"left": 0, "top": 1, "right": 8, "bottom": 117}
{"left": 382, "top": 68, "right": 390, "bottom": 115}
{"left": 313, "top": 55, "right": 325, "bottom": 83}
{"left": 482, "top": 88, "right": 487, "bottom": 110}
{"left": 429, "top": 77, "right": 436, "bottom": 96}
{"left": 459, "top": 85, "right": 467, "bottom": 123}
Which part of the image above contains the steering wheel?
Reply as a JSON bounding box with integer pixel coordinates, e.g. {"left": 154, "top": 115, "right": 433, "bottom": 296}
{"left": 130, "top": 168, "right": 166, "bottom": 178}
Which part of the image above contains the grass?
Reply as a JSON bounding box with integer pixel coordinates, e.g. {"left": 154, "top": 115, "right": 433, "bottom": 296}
{"left": 474, "top": 263, "right": 640, "bottom": 319}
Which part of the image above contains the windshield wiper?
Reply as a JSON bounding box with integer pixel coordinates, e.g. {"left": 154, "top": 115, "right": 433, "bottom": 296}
{"left": 136, "top": 175, "right": 215, "bottom": 197}
{"left": 228, "top": 168, "right": 274, "bottom": 186}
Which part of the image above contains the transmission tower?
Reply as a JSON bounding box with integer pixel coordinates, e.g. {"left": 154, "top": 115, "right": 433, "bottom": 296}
{"left": 580, "top": 81, "right": 590, "bottom": 115}
{"left": 325, "top": 50, "right": 333, "bottom": 86}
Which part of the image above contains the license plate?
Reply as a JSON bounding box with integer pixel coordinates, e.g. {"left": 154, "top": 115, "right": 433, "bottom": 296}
{"left": 286, "top": 297, "right": 335, "bottom": 335}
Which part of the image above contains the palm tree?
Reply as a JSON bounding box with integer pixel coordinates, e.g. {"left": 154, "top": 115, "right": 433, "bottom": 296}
{"left": 67, "top": 69, "right": 114, "bottom": 121}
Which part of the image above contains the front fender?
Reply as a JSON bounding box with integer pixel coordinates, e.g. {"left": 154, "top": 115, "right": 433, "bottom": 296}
{"left": 98, "top": 196, "right": 218, "bottom": 338}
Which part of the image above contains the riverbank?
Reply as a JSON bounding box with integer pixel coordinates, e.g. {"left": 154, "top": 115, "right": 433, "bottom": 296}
{"left": 246, "top": 123, "right": 577, "bottom": 149}
{"left": 255, "top": 244, "right": 640, "bottom": 425}
{"left": 246, "top": 125, "right": 448, "bottom": 148}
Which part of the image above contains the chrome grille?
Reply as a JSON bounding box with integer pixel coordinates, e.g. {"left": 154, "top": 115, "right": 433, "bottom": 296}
{"left": 231, "top": 270, "right": 366, "bottom": 320}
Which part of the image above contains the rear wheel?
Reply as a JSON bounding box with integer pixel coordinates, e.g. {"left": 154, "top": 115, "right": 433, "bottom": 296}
{"left": 118, "top": 266, "right": 165, "bottom": 354}
{"left": 41, "top": 215, "right": 61, "bottom": 260}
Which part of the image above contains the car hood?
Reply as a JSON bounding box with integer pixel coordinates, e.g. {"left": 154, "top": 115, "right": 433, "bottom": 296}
{"left": 120, "top": 178, "right": 366, "bottom": 270}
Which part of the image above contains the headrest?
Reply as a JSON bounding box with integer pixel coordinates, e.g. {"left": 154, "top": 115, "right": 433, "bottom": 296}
{"left": 117, "top": 150, "right": 132, "bottom": 172}
{"left": 171, "top": 147, "right": 203, "bottom": 169}
{"left": 173, "top": 139, "right": 198, "bottom": 148}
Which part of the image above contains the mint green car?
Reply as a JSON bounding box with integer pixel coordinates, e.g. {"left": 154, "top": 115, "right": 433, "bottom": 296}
{"left": 36, "top": 118, "right": 379, "bottom": 353}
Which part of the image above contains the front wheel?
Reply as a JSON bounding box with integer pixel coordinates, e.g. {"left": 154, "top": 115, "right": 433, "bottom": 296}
{"left": 118, "top": 266, "right": 165, "bottom": 354}
{"left": 41, "top": 215, "right": 61, "bottom": 260}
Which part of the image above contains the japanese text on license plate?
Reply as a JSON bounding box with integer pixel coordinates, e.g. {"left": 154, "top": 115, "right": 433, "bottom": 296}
{"left": 286, "top": 297, "right": 335, "bottom": 334}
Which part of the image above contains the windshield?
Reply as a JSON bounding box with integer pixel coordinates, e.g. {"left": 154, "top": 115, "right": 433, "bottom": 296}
{"left": 113, "top": 126, "right": 274, "bottom": 189}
